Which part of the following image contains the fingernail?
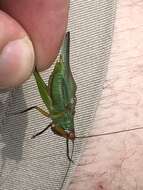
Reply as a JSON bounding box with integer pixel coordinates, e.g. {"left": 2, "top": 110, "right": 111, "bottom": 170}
{"left": 0, "top": 37, "right": 35, "bottom": 89}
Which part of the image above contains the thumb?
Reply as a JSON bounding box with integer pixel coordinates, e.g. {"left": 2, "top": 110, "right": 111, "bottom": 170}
{"left": 0, "top": 11, "right": 35, "bottom": 89}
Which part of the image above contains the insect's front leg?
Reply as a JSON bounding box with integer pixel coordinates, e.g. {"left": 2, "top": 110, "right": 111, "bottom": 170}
{"left": 9, "top": 106, "right": 50, "bottom": 118}
{"left": 31, "top": 123, "right": 52, "bottom": 139}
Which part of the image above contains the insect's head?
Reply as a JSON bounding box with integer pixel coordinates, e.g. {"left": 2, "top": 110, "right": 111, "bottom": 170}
{"left": 65, "top": 129, "right": 75, "bottom": 140}
{"left": 51, "top": 124, "right": 75, "bottom": 141}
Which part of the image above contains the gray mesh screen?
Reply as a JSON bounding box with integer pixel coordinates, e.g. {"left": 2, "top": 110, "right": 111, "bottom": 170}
{"left": 0, "top": 1, "right": 116, "bottom": 189}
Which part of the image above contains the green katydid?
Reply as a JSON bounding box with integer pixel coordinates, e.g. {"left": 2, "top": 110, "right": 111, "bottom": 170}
{"left": 33, "top": 31, "right": 76, "bottom": 161}
{"left": 15, "top": 32, "right": 76, "bottom": 162}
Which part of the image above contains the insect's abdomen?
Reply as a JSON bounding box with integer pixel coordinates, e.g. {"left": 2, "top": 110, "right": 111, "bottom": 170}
{"left": 50, "top": 71, "right": 67, "bottom": 112}
{"left": 48, "top": 60, "right": 76, "bottom": 113}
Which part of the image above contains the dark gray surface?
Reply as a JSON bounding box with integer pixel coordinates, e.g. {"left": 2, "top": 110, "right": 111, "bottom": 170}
{"left": 0, "top": 1, "right": 116, "bottom": 189}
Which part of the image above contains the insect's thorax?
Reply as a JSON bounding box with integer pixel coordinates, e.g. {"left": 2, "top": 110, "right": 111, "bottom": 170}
{"left": 52, "top": 111, "right": 74, "bottom": 131}
{"left": 51, "top": 111, "right": 75, "bottom": 140}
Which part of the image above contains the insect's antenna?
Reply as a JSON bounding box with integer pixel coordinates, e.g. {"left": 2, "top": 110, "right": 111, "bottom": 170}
{"left": 66, "top": 139, "right": 74, "bottom": 162}
{"left": 59, "top": 140, "right": 74, "bottom": 190}
{"left": 75, "top": 126, "right": 143, "bottom": 139}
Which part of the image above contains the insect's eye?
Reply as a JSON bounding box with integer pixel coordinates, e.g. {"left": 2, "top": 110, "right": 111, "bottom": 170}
{"left": 68, "top": 132, "right": 75, "bottom": 140}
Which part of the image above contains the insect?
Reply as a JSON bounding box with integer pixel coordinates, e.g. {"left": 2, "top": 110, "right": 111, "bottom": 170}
{"left": 15, "top": 32, "right": 77, "bottom": 162}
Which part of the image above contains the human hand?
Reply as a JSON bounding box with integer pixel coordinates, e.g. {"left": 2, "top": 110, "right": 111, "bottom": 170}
{"left": 0, "top": 0, "right": 69, "bottom": 89}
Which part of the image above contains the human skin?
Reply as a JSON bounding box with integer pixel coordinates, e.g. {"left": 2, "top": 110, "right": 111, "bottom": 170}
{"left": 0, "top": 0, "right": 69, "bottom": 89}
{"left": 69, "top": 1, "right": 143, "bottom": 190}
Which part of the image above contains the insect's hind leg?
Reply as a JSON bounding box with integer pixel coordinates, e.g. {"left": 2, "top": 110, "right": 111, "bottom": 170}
{"left": 10, "top": 106, "right": 50, "bottom": 117}
{"left": 31, "top": 123, "right": 52, "bottom": 139}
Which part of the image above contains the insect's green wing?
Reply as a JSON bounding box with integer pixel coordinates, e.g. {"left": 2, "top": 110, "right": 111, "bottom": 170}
{"left": 48, "top": 32, "right": 77, "bottom": 114}
{"left": 33, "top": 68, "right": 53, "bottom": 112}
{"left": 61, "top": 32, "right": 77, "bottom": 108}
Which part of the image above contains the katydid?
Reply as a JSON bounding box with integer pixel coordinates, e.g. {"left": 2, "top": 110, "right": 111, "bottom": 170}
{"left": 15, "top": 32, "right": 76, "bottom": 162}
